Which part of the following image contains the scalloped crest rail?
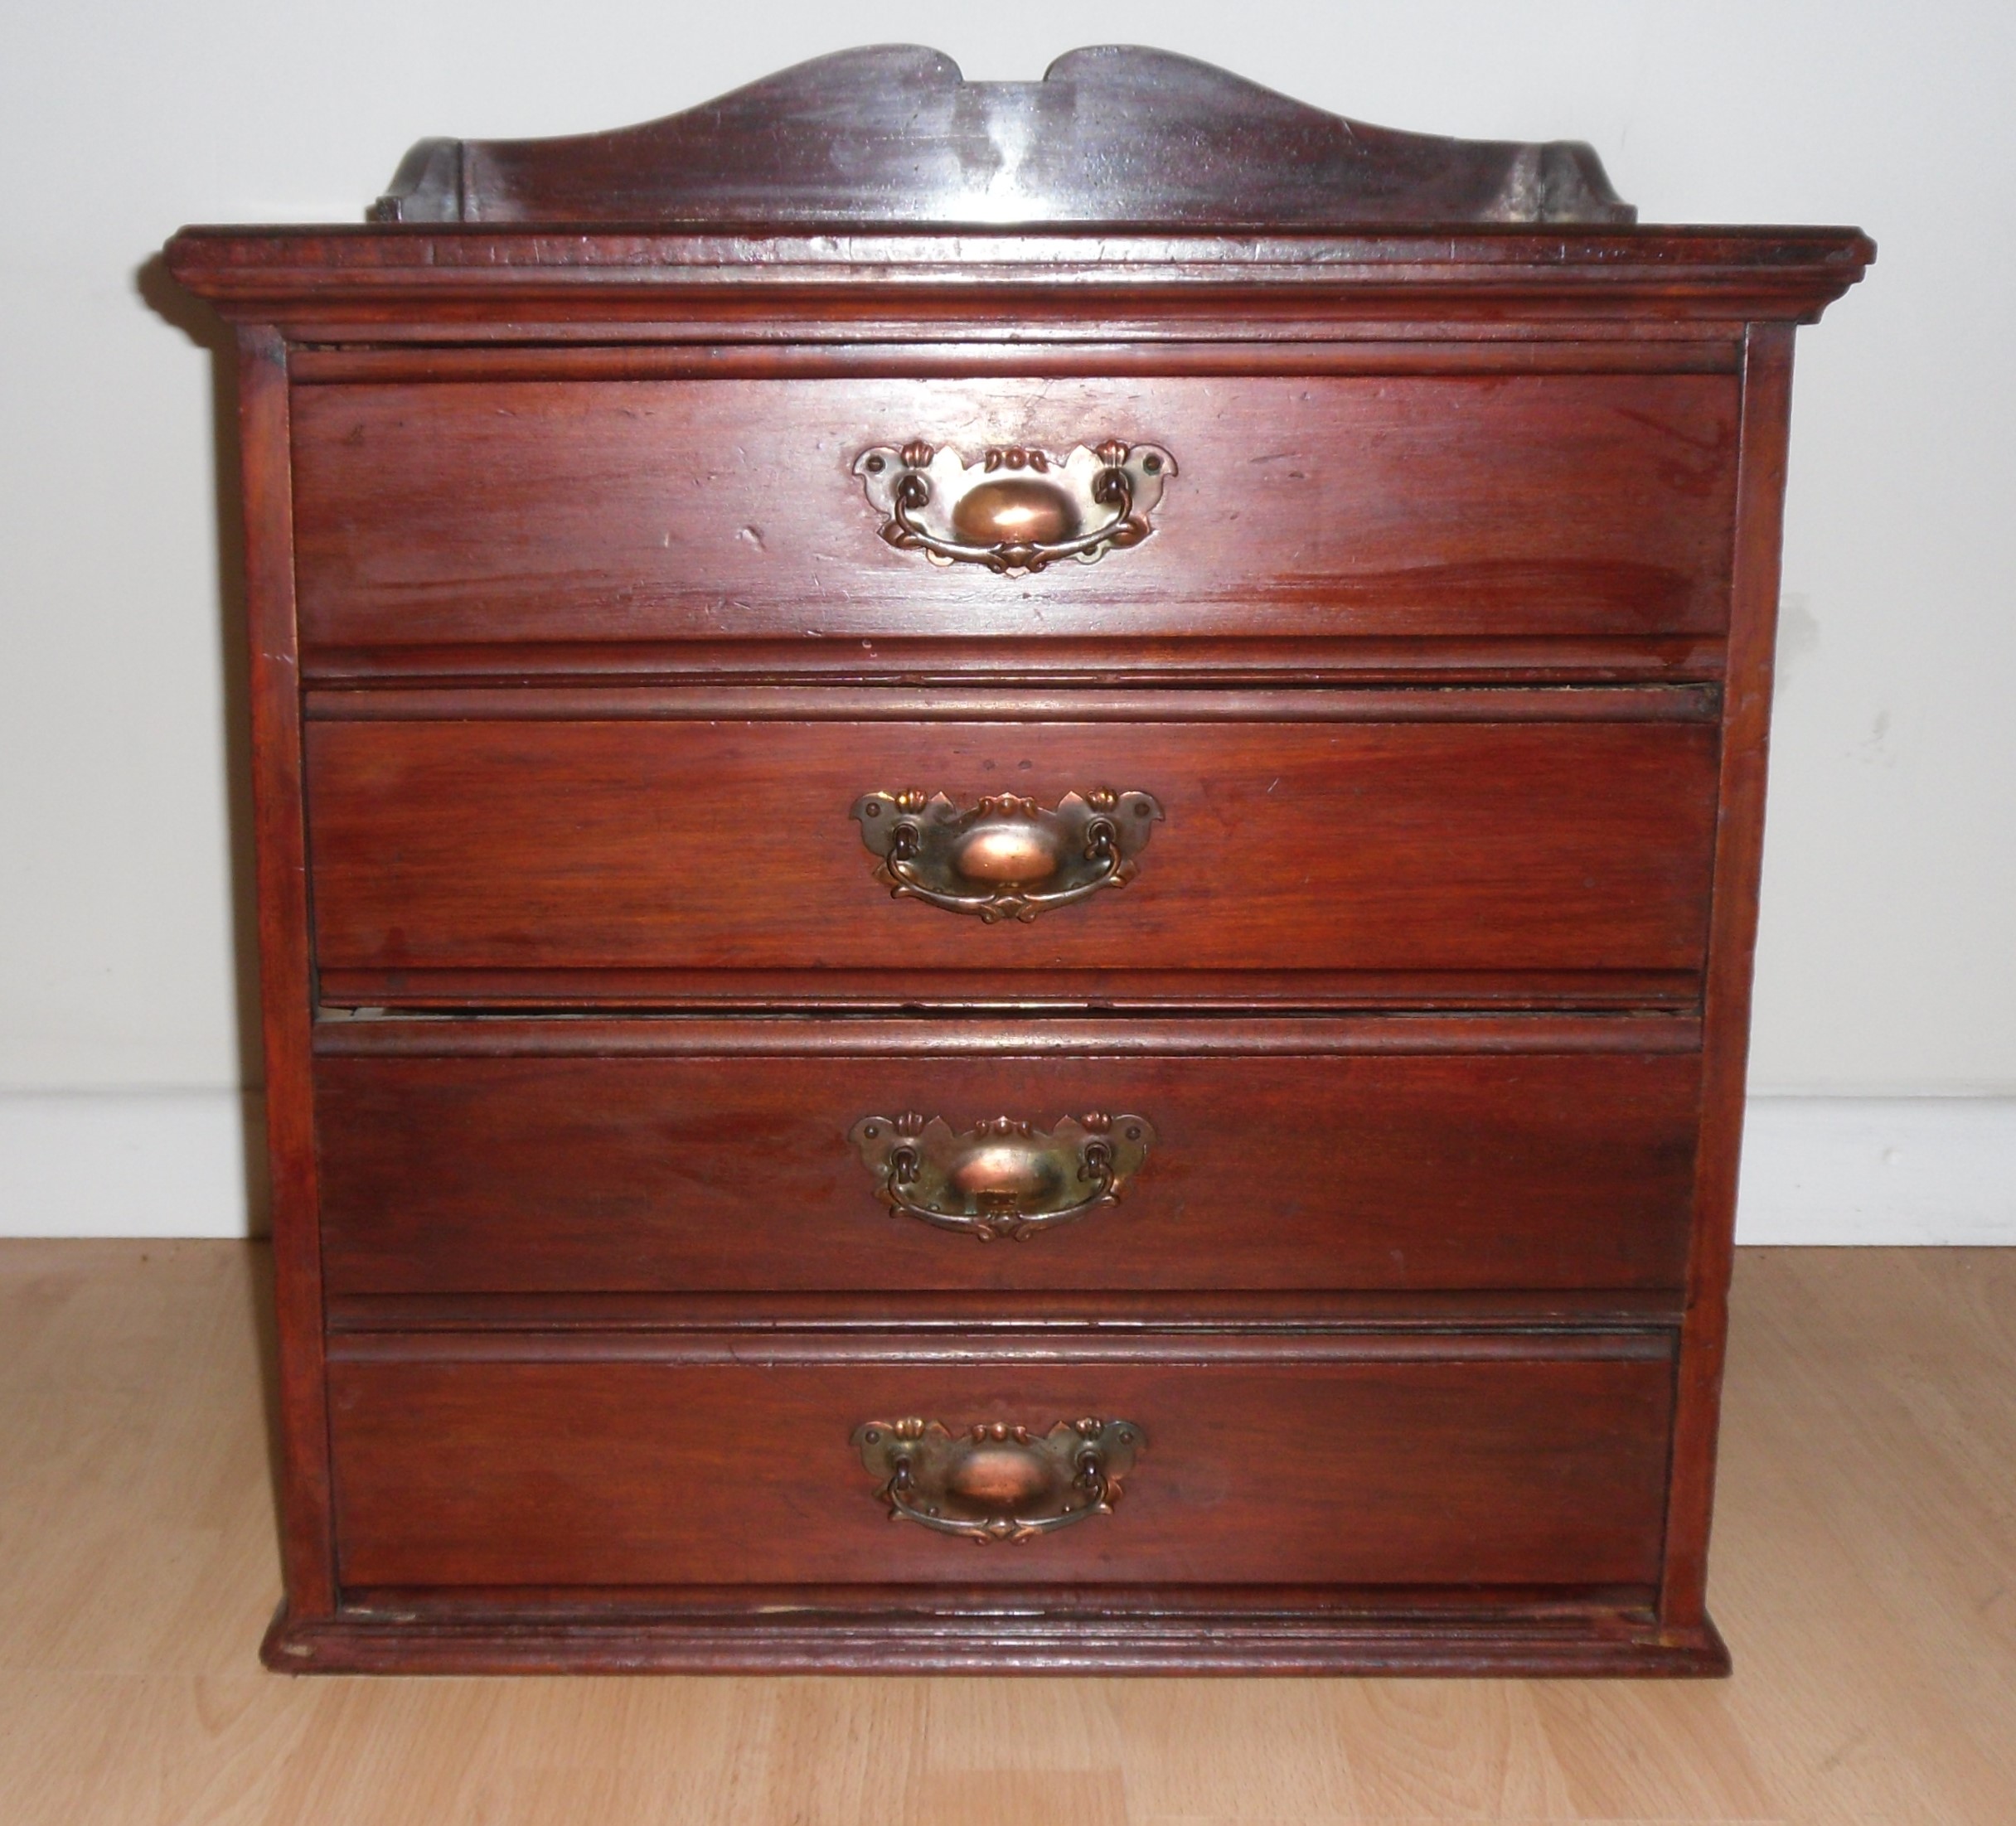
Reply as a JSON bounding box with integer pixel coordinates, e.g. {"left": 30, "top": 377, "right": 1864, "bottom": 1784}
{"left": 371, "top": 44, "right": 1635, "bottom": 227}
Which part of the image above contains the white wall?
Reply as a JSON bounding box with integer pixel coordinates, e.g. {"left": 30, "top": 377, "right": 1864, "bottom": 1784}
{"left": 2, "top": 2, "right": 2012, "bottom": 1236}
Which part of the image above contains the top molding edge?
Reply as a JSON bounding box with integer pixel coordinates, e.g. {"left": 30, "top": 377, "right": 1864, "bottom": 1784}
{"left": 364, "top": 45, "right": 1639, "bottom": 230}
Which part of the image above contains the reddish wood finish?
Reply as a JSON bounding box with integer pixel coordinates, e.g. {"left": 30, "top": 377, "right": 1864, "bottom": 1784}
{"left": 369, "top": 47, "right": 1633, "bottom": 230}
{"left": 162, "top": 226, "right": 1871, "bottom": 337}
{"left": 235, "top": 328, "right": 337, "bottom": 1619}
{"left": 326, "top": 1341, "right": 1674, "bottom": 1590}
{"left": 310, "top": 1011, "right": 1703, "bottom": 1058}
{"left": 323, "top": 1287, "right": 1689, "bottom": 1334}
{"left": 289, "top": 373, "right": 1737, "bottom": 649}
{"left": 311, "top": 965, "right": 1704, "bottom": 1014}
{"left": 305, "top": 682, "right": 1722, "bottom": 721}
{"left": 303, "top": 713, "right": 1720, "bottom": 986}
{"left": 290, "top": 340, "right": 1741, "bottom": 382}
{"left": 263, "top": 1602, "right": 1726, "bottom": 1677}
{"left": 298, "top": 632, "right": 1731, "bottom": 690}
{"left": 162, "top": 48, "right": 1868, "bottom": 1676}
{"left": 1659, "top": 323, "right": 1798, "bottom": 1635}
{"left": 315, "top": 1040, "right": 1701, "bottom": 1296}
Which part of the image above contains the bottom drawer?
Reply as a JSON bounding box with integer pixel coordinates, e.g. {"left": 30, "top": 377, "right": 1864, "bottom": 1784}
{"left": 328, "top": 1334, "right": 1674, "bottom": 1592}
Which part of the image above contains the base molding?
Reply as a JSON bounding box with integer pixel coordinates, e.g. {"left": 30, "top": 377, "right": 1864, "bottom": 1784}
{"left": 263, "top": 1601, "right": 1730, "bottom": 1678}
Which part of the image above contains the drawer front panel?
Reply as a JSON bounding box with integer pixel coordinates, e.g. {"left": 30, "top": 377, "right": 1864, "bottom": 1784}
{"left": 304, "top": 715, "right": 1718, "bottom": 983}
{"left": 316, "top": 1044, "right": 1700, "bottom": 1296}
{"left": 292, "top": 372, "right": 1737, "bottom": 649}
{"left": 328, "top": 1344, "right": 1674, "bottom": 1590}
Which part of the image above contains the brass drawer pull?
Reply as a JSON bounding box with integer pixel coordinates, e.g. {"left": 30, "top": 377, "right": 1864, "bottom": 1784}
{"left": 853, "top": 440, "right": 1175, "bottom": 575}
{"left": 852, "top": 1417, "right": 1143, "bottom": 1543}
{"left": 849, "top": 1112, "right": 1155, "bottom": 1242}
{"left": 851, "top": 787, "right": 1162, "bottom": 923}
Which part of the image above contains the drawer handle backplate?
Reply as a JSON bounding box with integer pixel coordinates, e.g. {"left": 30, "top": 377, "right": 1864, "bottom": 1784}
{"left": 853, "top": 440, "right": 1175, "bottom": 575}
{"left": 849, "top": 1112, "right": 1156, "bottom": 1242}
{"left": 851, "top": 787, "right": 1163, "bottom": 923}
{"left": 852, "top": 1417, "right": 1143, "bottom": 1543}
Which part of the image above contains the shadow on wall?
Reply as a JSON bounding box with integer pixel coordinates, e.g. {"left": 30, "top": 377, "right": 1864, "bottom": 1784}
{"left": 134, "top": 252, "right": 270, "bottom": 1241}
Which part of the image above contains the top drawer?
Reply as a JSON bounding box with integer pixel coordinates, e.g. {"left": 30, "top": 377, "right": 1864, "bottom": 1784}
{"left": 290, "top": 370, "right": 1738, "bottom": 653}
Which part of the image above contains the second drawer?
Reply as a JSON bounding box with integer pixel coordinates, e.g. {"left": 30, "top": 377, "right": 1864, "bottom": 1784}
{"left": 304, "top": 703, "right": 1721, "bottom": 1002}
{"left": 315, "top": 1019, "right": 1700, "bottom": 1296}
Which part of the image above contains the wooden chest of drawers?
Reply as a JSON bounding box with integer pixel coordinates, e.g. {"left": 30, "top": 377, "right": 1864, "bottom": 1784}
{"left": 167, "top": 46, "right": 1869, "bottom": 1674}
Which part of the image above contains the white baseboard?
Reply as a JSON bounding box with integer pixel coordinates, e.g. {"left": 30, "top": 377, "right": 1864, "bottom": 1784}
{"left": 1734, "top": 1096, "right": 2016, "bottom": 1245}
{"left": 0, "top": 1089, "right": 2010, "bottom": 1244}
{"left": 0, "top": 1090, "right": 266, "bottom": 1238}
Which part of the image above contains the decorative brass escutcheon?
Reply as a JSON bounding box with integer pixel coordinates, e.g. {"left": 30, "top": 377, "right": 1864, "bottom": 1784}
{"left": 852, "top": 1417, "right": 1143, "bottom": 1543}
{"left": 849, "top": 1112, "right": 1156, "bottom": 1241}
{"left": 850, "top": 788, "right": 1162, "bottom": 923}
{"left": 852, "top": 440, "right": 1175, "bottom": 575}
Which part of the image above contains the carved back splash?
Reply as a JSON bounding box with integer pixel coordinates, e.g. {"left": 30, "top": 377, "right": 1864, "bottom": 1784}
{"left": 374, "top": 45, "right": 1634, "bottom": 228}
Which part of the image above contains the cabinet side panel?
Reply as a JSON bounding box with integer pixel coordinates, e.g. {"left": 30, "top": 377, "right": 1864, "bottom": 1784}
{"left": 1661, "top": 322, "right": 1796, "bottom": 1632}
{"left": 238, "top": 327, "right": 336, "bottom": 1616}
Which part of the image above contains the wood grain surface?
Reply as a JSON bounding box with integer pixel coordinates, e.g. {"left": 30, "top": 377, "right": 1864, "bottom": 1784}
{"left": 1660, "top": 323, "right": 1799, "bottom": 1639}
{"left": 314, "top": 1042, "right": 1702, "bottom": 1295}
{"left": 4, "top": 1240, "right": 2009, "bottom": 1823}
{"left": 303, "top": 714, "right": 1719, "bottom": 983}
{"left": 162, "top": 224, "right": 1874, "bottom": 333}
{"left": 325, "top": 1344, "right": 1674, "bottom": 1591}
{"left": 289, "top": 372, "right": 1737, "bottom": 647}
{"left": 232, "top": 329, "right": 337, "bottom": 1621}
{"left": 156, "top": 43, "right": 1878, "bottom": 1689}
{"left": 366, "top": 46, "right": 1635, "bottom": 230}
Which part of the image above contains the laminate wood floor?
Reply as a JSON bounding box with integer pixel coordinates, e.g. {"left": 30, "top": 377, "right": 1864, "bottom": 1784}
{"left": 0, "top": 1241, "right": 2010, "bottom": 1825}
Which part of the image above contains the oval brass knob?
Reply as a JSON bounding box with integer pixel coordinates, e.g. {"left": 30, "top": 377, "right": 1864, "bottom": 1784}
{"left": 952, "top": 475, "right": 1081, "bottom": 547}
{"left": 948, "top": 1141, "right": 1062, "bottom": 1203}
{"left": 951, "top": 1442, "right": 1052, "bottom": 1509}
{"left": 851, "top": 789, "right": 1163, "bottom": 923}
{"left": 849, "top": 1112, "right": 1156, "bottom": 1242}
{"left": 852, "top": 1417, "right": 1144, "bottom": 1543}
{"left": 952, "top": 820, "right": 1064, "bottom": 885}
{"left": 853, "top": 440, "right": 1175, "bottom": 575}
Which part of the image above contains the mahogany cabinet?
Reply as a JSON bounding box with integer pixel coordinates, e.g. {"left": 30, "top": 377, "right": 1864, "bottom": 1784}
{"left": 166, "top": 46, "right": 1870, "bottom": 1674}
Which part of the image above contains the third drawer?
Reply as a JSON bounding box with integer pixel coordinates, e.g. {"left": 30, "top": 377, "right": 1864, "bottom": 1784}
{"left": 315, "top": 1017, "right": 1701, "bottom": 1297}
